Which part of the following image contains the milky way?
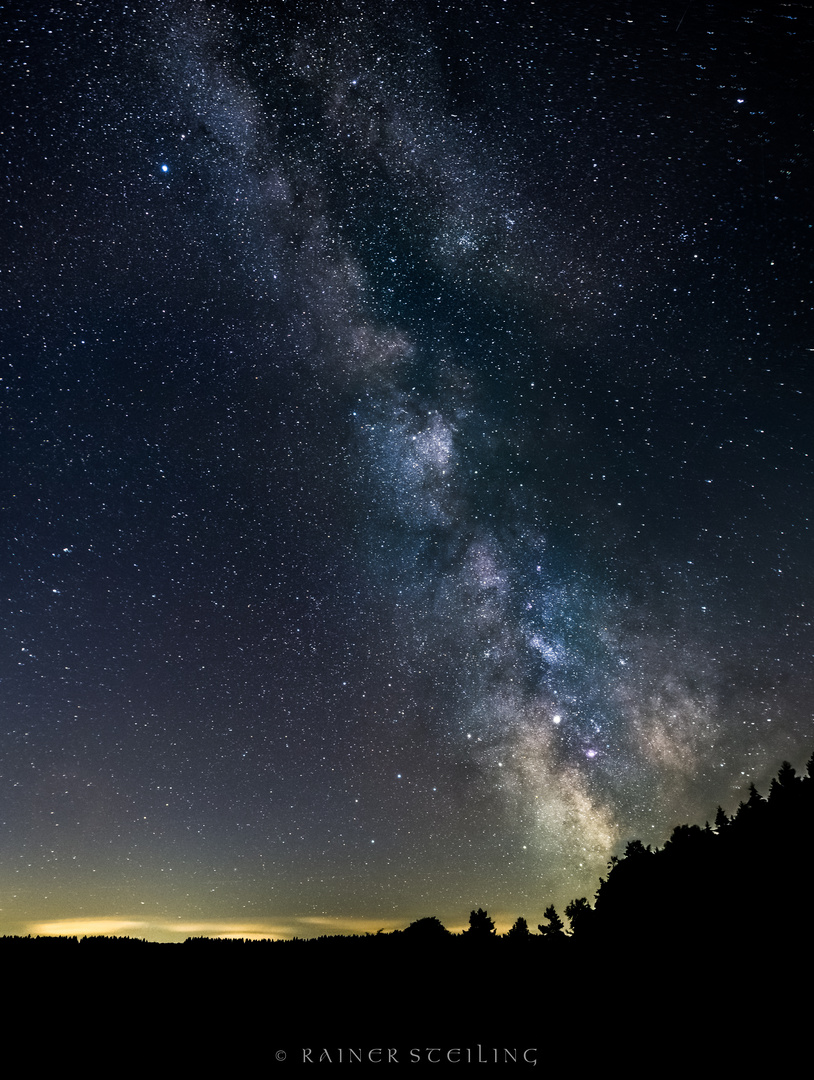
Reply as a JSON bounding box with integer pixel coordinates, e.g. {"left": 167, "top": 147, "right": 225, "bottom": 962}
{"left": 2, "top": 0, "right": 812, "bottom": 939}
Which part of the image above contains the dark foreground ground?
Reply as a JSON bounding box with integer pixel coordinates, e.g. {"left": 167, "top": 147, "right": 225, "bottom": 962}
{"left": 5, "top": 934, "right": 801, "bottom": 1071}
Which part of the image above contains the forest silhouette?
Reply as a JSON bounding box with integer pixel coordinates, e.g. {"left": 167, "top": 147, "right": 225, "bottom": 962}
{"left": 6, "top": 751, "right": 812, "bottom": 1055}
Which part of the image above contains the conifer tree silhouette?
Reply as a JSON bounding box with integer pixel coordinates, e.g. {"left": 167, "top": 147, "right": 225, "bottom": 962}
{"left": 538, "top": 905, "right": 565, "bottom": 936}
{"left": 505, "top": 916, "right": 531, "bottom": 940}
{"left": 565, "top": 897, "right": 594, "bottom": 937}
{"left": 466, "top": 908, "right": 496, "bottom": 938}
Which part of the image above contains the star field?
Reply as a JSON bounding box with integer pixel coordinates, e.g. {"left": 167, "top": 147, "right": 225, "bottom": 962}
{"left": 1, "top": 0, "right": 812, "bottom": 940}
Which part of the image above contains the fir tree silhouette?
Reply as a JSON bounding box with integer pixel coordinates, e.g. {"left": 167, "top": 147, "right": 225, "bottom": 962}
{"left": 466, "top": 908, "right": 496, "bottom": 939}
{"left": 505, "top": 916, "right": 531, "bottom": 940}
{"left": 537, "top": 905, "right": 565, "bottom": 936}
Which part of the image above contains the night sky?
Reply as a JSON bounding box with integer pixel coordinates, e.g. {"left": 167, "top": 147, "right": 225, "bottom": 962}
{"left": 2, "top": 0, "right": 812, "bottom": 942}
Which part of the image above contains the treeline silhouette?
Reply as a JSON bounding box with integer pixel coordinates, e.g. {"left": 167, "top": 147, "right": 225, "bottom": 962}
{"left": 179, "top": 749, "right": 814, "bottom": 959}
{"left": 5, "top": 752, "right": 810, "bottom": 1058}
{"left": 6, "top": 751, "right": 812, "bottom": 962}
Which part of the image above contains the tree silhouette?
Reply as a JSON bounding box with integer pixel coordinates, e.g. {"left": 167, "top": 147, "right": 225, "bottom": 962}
{"left": 505, "top": 916, "right": 531, "bottom": 940}
{"left": 466, "top": 908, "right": 496, "bottom": 938}
{"left": 665, "top": 823, "right": 704, "bottom": 849}
{"left": 565, "top": 897, "right": 594, "bottom": 937}
{"left": 402, "top": 916, "right": 450, "bottom": 941}
{"left": 624, "top": 839, "right": 651, "bottom": 859}
{"left": 538, "top": 905, "right": 565, "bottom": 936}
{"left": 769, "top": 761, "right": 797, "bottom": 808}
